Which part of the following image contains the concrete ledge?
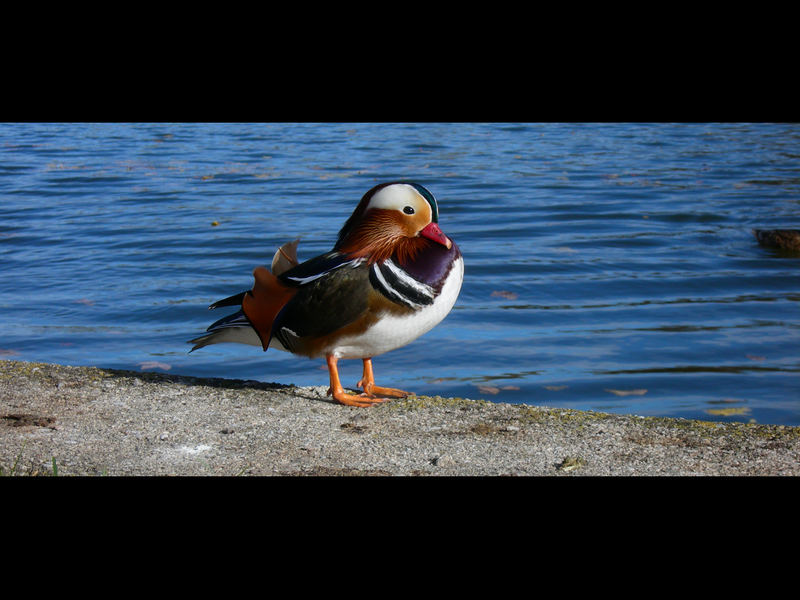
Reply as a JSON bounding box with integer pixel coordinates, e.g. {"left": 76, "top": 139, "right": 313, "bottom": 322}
{"left": 1, "top": 359, "right": 798, "bottom": 476}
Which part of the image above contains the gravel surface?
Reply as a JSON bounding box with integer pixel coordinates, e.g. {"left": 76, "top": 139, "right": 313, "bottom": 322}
{"left": 1, "top": 360, "right": 799, "bottom": 476}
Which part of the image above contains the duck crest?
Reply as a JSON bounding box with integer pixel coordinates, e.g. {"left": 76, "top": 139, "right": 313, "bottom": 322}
{"left": 334, "top": 182, "right": 397, "bottom": 249}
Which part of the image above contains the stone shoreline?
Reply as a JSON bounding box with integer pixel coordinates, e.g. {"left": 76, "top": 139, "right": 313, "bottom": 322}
{"left": 1, "top": 360, "right": 798, "bottom": 476}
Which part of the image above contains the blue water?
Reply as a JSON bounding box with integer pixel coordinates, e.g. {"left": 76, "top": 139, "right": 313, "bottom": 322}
{"left": 2, "top": 122, "right": 799, "bottom": 425}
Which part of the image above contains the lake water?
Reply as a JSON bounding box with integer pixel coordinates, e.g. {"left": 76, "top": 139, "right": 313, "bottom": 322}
{"left": 2, "top": 122, "right": 799, "bottom": 425}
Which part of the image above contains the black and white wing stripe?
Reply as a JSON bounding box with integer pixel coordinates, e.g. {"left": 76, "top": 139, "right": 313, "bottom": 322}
{"left": 278, "top": 251, "right": 365, "bottom": 286}
{"left": 369, "top": 258, "right": 435, "bottom": 310}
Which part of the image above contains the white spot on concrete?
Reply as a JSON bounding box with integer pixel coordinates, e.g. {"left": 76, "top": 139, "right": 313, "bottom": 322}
{"left": 181, "top": 444, "right": 212, "bottom": 455}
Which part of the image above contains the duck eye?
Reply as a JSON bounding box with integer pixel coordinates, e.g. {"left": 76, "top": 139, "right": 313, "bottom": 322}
{"left": 403, "top": 206, "right": 415, "bottom": 215}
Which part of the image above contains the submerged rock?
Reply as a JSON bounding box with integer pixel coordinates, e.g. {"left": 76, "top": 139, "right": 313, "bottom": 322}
{"left": 753, "top": 229, "right": 800, "bottom": 252}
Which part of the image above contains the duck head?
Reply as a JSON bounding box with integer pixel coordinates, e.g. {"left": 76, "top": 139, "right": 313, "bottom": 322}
{"left": 335, "top": 182, "right": 452, "bottom": 263}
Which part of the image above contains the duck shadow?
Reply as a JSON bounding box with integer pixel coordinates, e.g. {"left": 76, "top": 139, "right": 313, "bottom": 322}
{"left": 95, "top": 365, "right": 340, "bottom": 404}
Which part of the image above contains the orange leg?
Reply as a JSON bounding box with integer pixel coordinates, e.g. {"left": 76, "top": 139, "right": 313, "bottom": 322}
{"left": 326, "top": 354, "right": 387, "bottom": 407}
{"left": 357, "top": 357, "right": 410, "bottom": 399}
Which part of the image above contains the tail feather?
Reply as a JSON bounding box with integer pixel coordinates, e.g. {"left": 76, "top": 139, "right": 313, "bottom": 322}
{"left": 191, "top": 239, "right": 300, "bottom": 353}
{"left": 189, "top": 269, "right": 295, "bottom": 353}
{"left": 188, "top": 309, "right": 260, "bottom": 351}
{"left": 208, "top": 291, "right": 247, "bottom": 310}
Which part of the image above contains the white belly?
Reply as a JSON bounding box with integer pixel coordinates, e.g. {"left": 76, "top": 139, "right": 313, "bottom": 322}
{"left": 330, "top": 256, "right": 463, "bottom": 359}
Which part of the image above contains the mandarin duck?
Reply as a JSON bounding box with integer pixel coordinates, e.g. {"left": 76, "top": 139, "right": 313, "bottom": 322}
{"left": 189, "top": 182, "right": 464, "bottom": 407}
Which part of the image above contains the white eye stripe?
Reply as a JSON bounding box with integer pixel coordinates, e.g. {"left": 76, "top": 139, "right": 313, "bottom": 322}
{"left": 367, "top": 183, "right": 422, "bottom": 212}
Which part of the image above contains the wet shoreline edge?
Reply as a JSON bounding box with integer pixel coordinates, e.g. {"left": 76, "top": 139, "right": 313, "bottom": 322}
{"left": 2, "top": 360, "right": 798, "bottom": 476}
